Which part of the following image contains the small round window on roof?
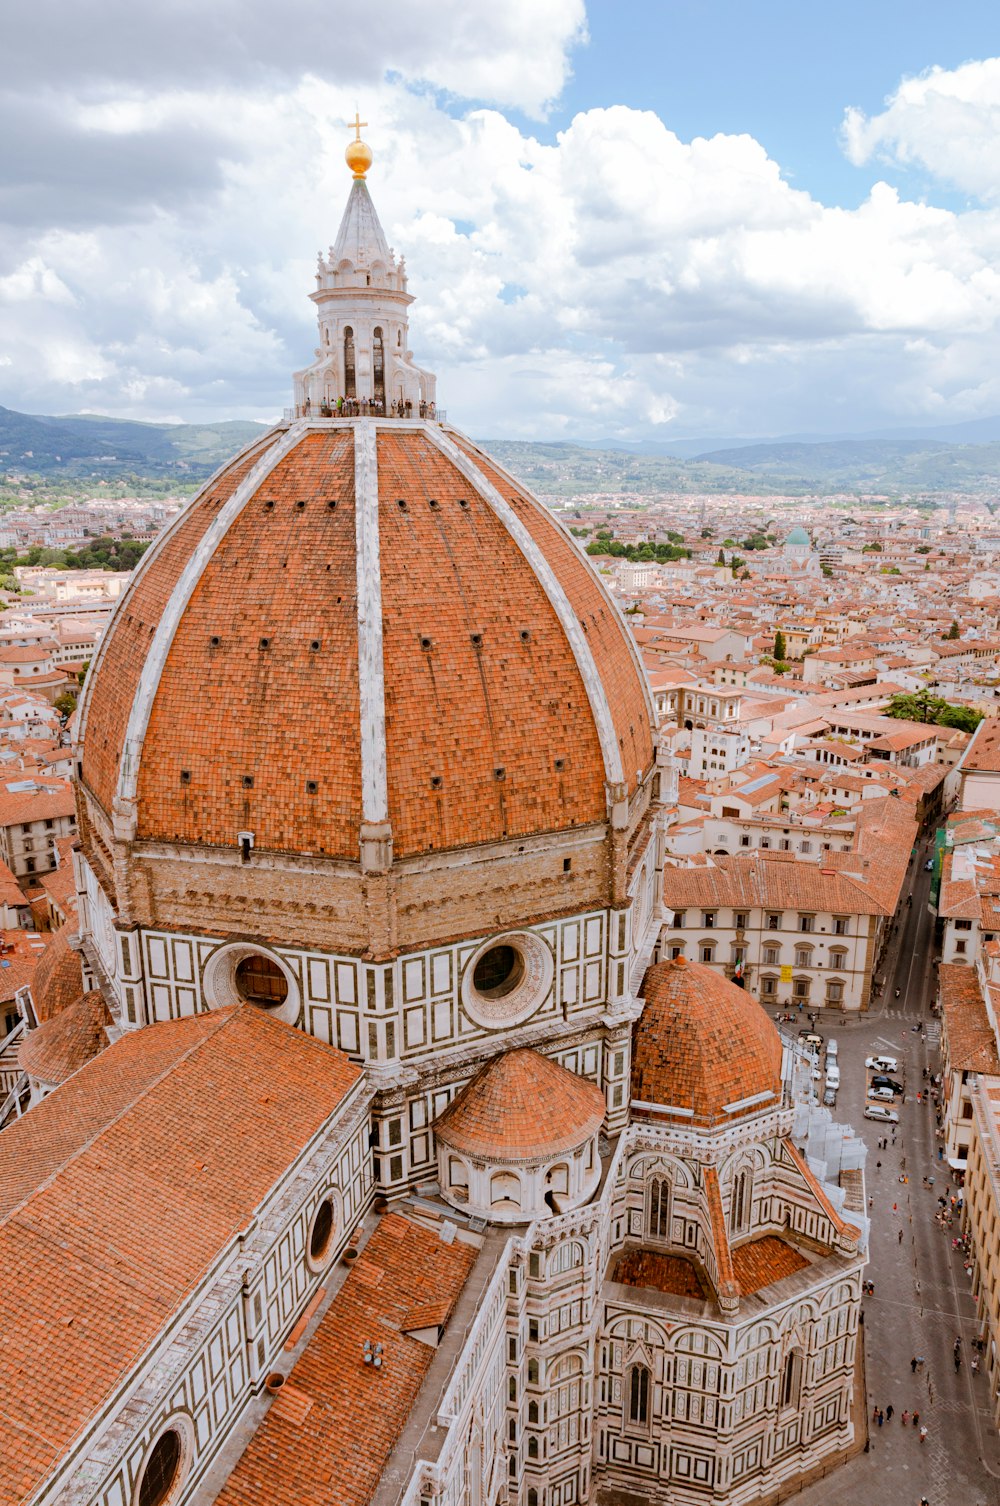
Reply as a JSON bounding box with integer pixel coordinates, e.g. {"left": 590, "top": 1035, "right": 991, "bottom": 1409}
{"left": 234, "top": 954, "right": 289, "bottom": 1008}
{"left": 137, "top": 1430, "right": 182, "bottom": 1506}
{"left": 473, "top": 944, "right": 524, "bottom": 1000}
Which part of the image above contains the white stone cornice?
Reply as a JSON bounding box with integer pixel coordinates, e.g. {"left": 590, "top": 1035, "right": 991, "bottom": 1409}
{"left": 354, "top": 421, "right": 390, "bottom": 833}
{"left": 423, "top": 424, "right": 625, "bottom": 789}
{"left": 112, "top": 422, "right": 308, "bottom": 839}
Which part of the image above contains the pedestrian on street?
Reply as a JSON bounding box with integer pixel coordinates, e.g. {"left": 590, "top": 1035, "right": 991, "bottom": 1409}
{"left": 912, "top": 1411, "right": 919, "bottom": 1427}
{"left": 869, "top": 1196, "right": 874, "bottom": 1208}
{"left": 886, "top": 1404, "right": 894, "bottom": 1420}
{"left": 878, "top": 1409, "right": 884, "bottom": 1427}
{"left": 919, "top": 1425, "right": 927, "bottom": 1444}
{"left": 910, "top": 1357, "right": 918, "bottom": 1373}
{"left": 873, "top": 1404, "right": 880, "bottom": 1421}
{"left": 877, "top": 1161, "right": 882, "bottom": 1172}
{"left": 899, "top": 1228, "right": 904, "bottom": 1244}
{"left": 901, "top": 1409, "right": 909, "bottom": 1425}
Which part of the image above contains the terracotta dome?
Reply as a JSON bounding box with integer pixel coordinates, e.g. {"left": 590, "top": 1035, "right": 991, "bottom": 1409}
{"left": 435, "top": 1047, "right": 606, "bottom": 1162}
{"left": 30, "top": 922, "right": 84, "bottom": 1024}
{"left": 78, "top": 425, "right": 654, "bottom": 863}
{"left": 19, "top": 990, "right": 112, "bottom": 1087}
{"left": 632, "top": 958, "right": 783, "bottom": 1127}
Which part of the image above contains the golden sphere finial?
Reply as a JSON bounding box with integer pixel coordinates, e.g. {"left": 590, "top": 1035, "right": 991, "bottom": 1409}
{"left": 346, "top": 111, "right": 372, "bottom": 178}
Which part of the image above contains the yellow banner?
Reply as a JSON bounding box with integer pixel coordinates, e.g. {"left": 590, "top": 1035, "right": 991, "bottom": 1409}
{"left": 780, "top": 964, "right": 793, "bottom": 983}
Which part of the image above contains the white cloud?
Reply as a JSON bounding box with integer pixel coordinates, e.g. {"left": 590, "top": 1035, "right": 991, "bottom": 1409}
{"left": 842, "top": 57, "right": 1000, "bottom": 202}
{"left": 5, "top": 30, "right": 1000, "bottom": 438}
{"left": 3, "top": 0, "right": 586, "bottom": 119}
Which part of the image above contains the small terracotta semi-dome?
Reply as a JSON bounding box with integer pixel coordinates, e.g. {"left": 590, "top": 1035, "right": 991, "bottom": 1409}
{"left": 437, "top": 1048, "right": 606, "bottom": 1161}
{"left": 19, "top": 990, "right": 112, "bottom": 1090}
{"left": 435, "top": 1048, "right": 606, "bottom": 1224}
{"left": 77, "top": 427, "right": 654, "bottom": 864}
{"left": 632, "top": 957, "right": 783, "bottom": 1128}
{"left": 30, "top": 921, "right": 84, "bottom": 1024}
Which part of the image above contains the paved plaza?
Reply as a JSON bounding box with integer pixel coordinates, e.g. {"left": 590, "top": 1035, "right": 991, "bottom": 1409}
{"left": 789, "top": 846, "right": 1000, "bottom": 1506}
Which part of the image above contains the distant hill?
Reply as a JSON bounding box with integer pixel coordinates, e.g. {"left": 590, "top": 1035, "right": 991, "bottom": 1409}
{"left": 0, "top": 405, "right": 269, "bottom": 481}
{"left": 692, "top": 436, "right": 1000, "bottom": 491}
{"left": 4, "top": 403, "right": 1000, "bottom": 498}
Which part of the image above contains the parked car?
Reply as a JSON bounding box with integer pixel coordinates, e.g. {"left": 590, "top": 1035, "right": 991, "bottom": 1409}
{"left": 864, "top": 1104, "right": 900, "bottom": 1123}
{"left": 823, "top": 1086, "right": 837, "bottom": 1106}
{"left": 866, "top": 1055, "right": 899, "bottom": 1073}
{"left": 799, "top": 1030, "right": 823, "bottom": 1051}
{"left": 826, "top": 1038, "right": 839, "bottom": 1060}
{"left": 867, "top": 1086, "right": 895, "bottom": 1102}
{"left": 871, "top": 1074, "right": 904, "bottom": 1094}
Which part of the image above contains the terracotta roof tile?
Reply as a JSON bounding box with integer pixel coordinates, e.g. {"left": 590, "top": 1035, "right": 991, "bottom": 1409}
{"left": 0, "top": 1006, "right": 361, "bottom": 1506}
{"left": 939, "top": 963, "right": 1000, "bottom": 1073}
{"left": 613, "top": 1248, "right": 707, "bottom": 1299}
{"left": 435, "top": 1047, "right": 605, "bottom": 1161}
{"left": 28, "top": 920, "right": 83, "bottom": 1023}
{"left": 215, "top": 1213, "right": 476, "bottom": 1506}
{"left": 632, "top": 958, "right": 782, "bottom": 1126}
{"left": 730, "top": 1234, "right": 809, "bottom": 1295}
{"left": 18, "top": 989, "right": 111, "bottom": 1084}
{"left": 81, "top": 431, "right": 281, "bottom": 815}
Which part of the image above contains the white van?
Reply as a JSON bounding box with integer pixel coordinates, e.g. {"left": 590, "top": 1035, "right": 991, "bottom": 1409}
{"left": 826, "top": 1039, "right": 839, "bottom": 1062}
{"left": 825, "top": 1063, "right": 841, "bottom": 1089}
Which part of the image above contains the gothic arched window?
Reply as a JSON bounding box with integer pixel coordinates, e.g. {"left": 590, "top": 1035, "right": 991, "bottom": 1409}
{"left": 781, "top": 1349, "right": 802, "bottom": 1410}
{"left": 373, "top": 326, "right": 385, "bottom": 405}
{"left": 344, "top": 326, "right": 356, "bottom": 397}
{"left": 648, "top": 1176, "right": 671, "bottom": 1240}
{"left": 731, "top": 1167, "right": 752, "bottom": 1236}
{"left": 627, "top": 1363, "right": 650, "bottom": 1425}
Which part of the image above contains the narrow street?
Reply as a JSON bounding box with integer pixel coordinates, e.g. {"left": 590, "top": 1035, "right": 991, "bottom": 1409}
{"left": 794, "top": 842, "right": 1000, "bottom": 1506}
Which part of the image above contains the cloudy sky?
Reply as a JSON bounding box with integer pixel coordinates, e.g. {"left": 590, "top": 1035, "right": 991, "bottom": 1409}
{"left": 4, "top": 0, "right": 1000, "bottom": 441}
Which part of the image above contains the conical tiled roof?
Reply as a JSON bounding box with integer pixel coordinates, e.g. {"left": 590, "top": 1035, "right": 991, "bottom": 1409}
{"left": 632, "top": 958, "right": 782, "bottom": 1127}
{"left": 435, "top": 1048, "right": 605, "bottom": 1162}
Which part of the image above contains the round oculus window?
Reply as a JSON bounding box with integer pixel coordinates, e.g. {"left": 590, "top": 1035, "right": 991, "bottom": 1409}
{"left": 462, "top": 932, "right": 553, "bottom": 1030}
{"left": 203, "top": 943, "right": 300, "bottom": 1026}
{"left": 472, "top": 944, "right": 524, "bottom": 1000}
{"left": 234, "top": 954, "right": 289, "bottom": 1008}
{"left": 136, "top": 1429, "right": 183, "bottom": 1506}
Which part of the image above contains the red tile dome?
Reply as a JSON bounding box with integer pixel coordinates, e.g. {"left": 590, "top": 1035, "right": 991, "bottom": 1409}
{"left": 19, "top": 990, "right": 112, "bottom": 1087}
{"left": 632, "top": 958, "right": 783, "bottom": 1127}
{"left": 78, "top": 423, "right": 654, "bottom": 863}
{"left": 435, "top": 1048, "right": 606, "bottom": 1162}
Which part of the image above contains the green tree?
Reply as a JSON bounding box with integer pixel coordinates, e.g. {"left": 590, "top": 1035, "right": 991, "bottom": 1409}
{"left": 716, "top": 548, "right": 726, "bottom": 565}
{"left": 946, "top": 621, "right": 961, "bottom": 639}
{"left": 884, "top": 692, "right": 982, "bottom": 734}
{"left": 862, "top": 542, "right": 883, "bottom": 553}
{"left": 54, "top": 690, "right": 78, "bottom": 718}
{"left": 773, "top": 630, "right": 787, "bottom": 662}
{"left": 729, "top": 555, "right": 745, "bottom": 574}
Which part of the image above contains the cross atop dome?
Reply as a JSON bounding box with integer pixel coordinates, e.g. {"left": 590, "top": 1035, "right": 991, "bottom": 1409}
{"left": 344, "top": 111, "right": 372, "bottom": 179}
{"left": 291, "top": 121, "right": 437, "bottom": 418}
